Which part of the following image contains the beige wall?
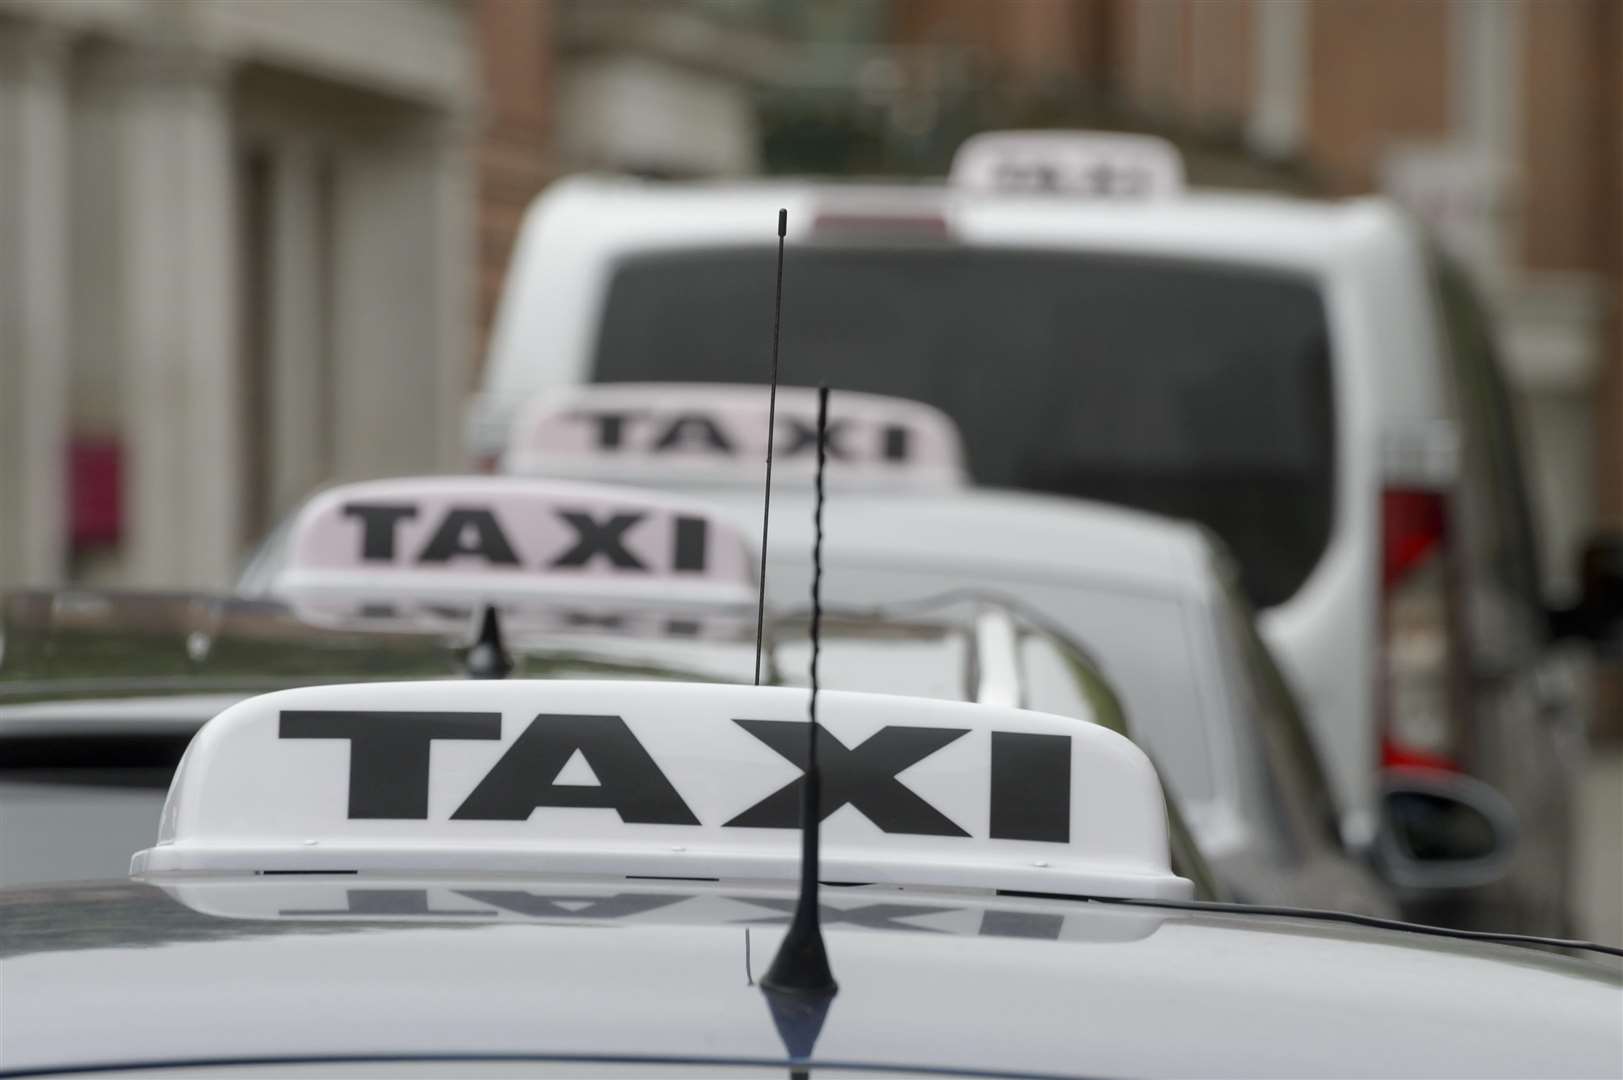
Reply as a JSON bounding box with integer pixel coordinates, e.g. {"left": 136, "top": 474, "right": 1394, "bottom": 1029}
{"left": 1521, "top": 0, "right": 1614, "bottom": 275}
{"left": 1305, "top": 0, "right": 1451, "bottom": 194}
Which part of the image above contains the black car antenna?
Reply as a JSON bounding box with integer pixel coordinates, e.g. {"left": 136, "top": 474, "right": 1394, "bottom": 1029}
{"left": 752, "top": 208, "right": 788, "bottom": 687}
{"left": 463, "top": 604, "right": 513, "bottom": 679}
{"left": 759, "top": 385, "right": 837, "bottom": 1078}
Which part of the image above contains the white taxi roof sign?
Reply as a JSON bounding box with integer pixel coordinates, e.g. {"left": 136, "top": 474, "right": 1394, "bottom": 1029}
{"left": 950, "top": 130, "right": 1185, "bottom": 199}
{"left": 504, "top": 384, "right": 967, "bottom": 490}
{"left": 272, "top": 476, "right": 756, "bottom": 606}
{"left": 133, "top": 680, "right": 1191, "bottom": 901}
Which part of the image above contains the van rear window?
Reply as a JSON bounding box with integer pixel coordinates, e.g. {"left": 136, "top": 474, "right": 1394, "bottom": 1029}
{"left": 593, "top": 246, "right": 1335, "bottom": 608}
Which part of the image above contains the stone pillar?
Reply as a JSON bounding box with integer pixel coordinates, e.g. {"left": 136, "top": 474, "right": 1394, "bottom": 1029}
{"left": 0, "top": 22, "right": 70, "bottom": 587}
{"left": 330, "top": 119, "right": 469, "bottom": 482}
{"left": 116, "top": 44, "right": 240, "bottom": 589}
{"left": 1248, "top": 0, "right": 1309, "bottom": 158}
{"left": 266, "top": 139, "right": 332, "bottom": 521}
{"left": 431, "top": 113, "right": 477, "bottom": 470}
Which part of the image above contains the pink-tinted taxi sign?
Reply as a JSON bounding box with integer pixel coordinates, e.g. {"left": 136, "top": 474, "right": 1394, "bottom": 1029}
{"left": 504, "top": 384, "right": 967, "bottom": 489}
{"left": 275, "top": 477, "right": 756, "bottom": 605}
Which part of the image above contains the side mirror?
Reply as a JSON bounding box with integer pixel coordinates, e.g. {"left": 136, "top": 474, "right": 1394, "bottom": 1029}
{"left": 1373, "top": 770, "right": 1518, "bottom": 891}
{"left": 1550, "top": 529, "right": 1623, "bottom": 652}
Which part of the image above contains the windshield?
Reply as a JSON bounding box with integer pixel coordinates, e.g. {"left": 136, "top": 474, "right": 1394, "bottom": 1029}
{"left": 593, "top": 245, "right": 1336, "bottom": 608}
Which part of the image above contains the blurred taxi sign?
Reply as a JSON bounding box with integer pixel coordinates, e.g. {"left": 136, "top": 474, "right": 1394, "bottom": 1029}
{"left": 950, "top": 130, "right": 1185, "bottom": 199}
{"left": 133, "top": 679, "right": 1190, "bottom": 901}
{"left": 273, "top": 476, "right": 755, "bottom": 606}
{"left": 504, "top": 384, "right": 967, "bottom": 490}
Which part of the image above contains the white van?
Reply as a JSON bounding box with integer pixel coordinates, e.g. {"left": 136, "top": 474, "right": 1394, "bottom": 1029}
{"left": 471, "top": 135, "right": 1621, "bottom": 932}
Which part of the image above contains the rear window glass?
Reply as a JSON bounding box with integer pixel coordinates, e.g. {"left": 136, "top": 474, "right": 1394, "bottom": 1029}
{"left": 593, "top": 246, "right": 1335, "bottom": 608}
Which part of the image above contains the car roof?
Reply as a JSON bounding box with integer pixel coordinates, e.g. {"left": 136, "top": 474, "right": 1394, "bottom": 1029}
{"left": 698, "top": 486, "right": 1218, "bottom": 602}
{"left": 0, "top": 588, "right": 1104, "bottom": 734}
{"left": 3, "top": 878, "right": 1617, "bottom": 1078}
{"left": 0, "top": 589, "right": 749, "bottom": 698}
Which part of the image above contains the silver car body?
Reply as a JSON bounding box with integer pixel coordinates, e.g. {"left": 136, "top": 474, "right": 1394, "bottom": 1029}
{"left": 2, "top": 876, "right": 1618, "bottom": 1078}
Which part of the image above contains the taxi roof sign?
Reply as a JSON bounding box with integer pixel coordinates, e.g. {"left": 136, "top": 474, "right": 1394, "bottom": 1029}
{"left": 273, "top": 476, "right": 756, "bottom": 607}
{"left": 504, "top": 384, "right": 967, "bottom": 490}
{"left": 950, "top": 130, "right": 1185, "bottom": 199}
{"left": 133, "top": 680, "right": 1191, "bottom": 901}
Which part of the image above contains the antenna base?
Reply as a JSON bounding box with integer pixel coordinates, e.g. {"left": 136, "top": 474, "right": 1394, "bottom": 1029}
{"left": 761, "top": 922, "right": 837, "bottom": 997}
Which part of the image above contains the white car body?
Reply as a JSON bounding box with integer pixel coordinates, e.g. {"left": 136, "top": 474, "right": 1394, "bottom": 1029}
{"left": 5, "top": 675, "right": 1618, "bottom": 1079}
{"left": 693, "top": 485, "right": 1381, "bottom": 913}
{"left": 470, "top": 172, "right": 1550, "bottom": 871}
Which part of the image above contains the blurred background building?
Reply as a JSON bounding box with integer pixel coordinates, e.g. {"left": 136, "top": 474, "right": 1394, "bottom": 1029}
{"left": 1, "top": 0, "right": 1617, "bottom": 613}
{"left": 0, "top": 0, "right": 478, "bottom": 590}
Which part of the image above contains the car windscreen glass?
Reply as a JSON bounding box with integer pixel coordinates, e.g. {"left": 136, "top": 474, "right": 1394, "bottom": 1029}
{"left": 593, "top": 246, "right": 1336, "bottom": 608}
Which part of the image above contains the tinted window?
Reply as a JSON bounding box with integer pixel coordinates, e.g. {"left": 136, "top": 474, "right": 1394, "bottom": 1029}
{"left": 594, "top": 246, "right": 1336, "bottom": 607}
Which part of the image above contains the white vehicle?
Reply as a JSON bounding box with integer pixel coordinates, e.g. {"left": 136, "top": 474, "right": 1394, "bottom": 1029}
{"left": 471, "top": 136, "right": 1623, "bottom": 930}
{"left": 234, "top": 472, "right": 1409, "bottom": 915}
{"left": 500, "top": 384, "right": 1519, "bottom": 920}
{"left": 4, "top": 677, "right": 1619, "bottom": 1079}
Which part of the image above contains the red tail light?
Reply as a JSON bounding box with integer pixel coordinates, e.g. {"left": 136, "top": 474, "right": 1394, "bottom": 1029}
{"left": 1379, "top": 487, "right": 1461, "bottom": 772}
{"left": 1382, "top": 489, "right": 1447, "bottom": 588}
{"left": 474, "top": 453, "right": 501, "bottom": 474}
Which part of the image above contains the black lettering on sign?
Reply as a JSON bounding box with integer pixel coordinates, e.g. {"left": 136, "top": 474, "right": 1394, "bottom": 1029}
{"left": 456, "top": 890, "right": 687, "bottom": 920}
{"left": 673, "top": 515, "right": 707, "bottom": 572}
{"left": 575, "top": 409, "right": 643, "bottom": 450}
{"left": 653, "top": 415, "right": 733, "bottom": 454}
{"left": 783, "top": 416, "right": 852, "bottom": 460}
{"left": 281, "top": 888, "right": 495, "bottom": 918}
{"left": 417, "top": 508, "right": 520, "bottom": 565}
{"left": 725, "top": 721, "right": 969, "bottom": 836}
{"left": 278, "top": 710, "right": 502, "bottom": 819}
{"left": 452, "top": 713, "right": 699, "bottom": 825}
{"left": 989, "top": 732, "right": 1071, "bottom": 842}
{"left": 551, "top": 511, "right": 645, "bottom": 570}
{"left": 881, "top": 424, "right": 911, "bottom": 463}
{"left": 731, "top": 897, "right": 952, "bottom": 933}
{"left": 342, "top": 503, "right": 417, "bottom": 561}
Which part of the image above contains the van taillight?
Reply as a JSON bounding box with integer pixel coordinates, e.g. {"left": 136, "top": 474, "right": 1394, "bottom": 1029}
{"left": 474, "top": 453, "right": 500, "bottom": 474}
{"left": 1380, "top": 488, "right": 1460, "bottom": 772}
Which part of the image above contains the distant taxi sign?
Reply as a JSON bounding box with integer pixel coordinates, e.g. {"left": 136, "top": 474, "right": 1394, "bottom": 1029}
{"left": 273, "top": 476, "right": 756, "bottom": 606}
{"left": 504, "top": 384, "right": 967, "bottom": 489}
{"left": 950, "top": 130, "right": 1185, "bottom": 199}
{"left": 133, "top": 680, "right": 1191, "bottom": 901}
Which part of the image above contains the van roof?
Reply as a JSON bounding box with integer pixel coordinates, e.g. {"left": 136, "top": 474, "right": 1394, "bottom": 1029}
{"left": 517, "top": 173, "right": 1401, "bottom": 269}
{"left": 480, "top": 174, "right": 1436, "bottom": 424}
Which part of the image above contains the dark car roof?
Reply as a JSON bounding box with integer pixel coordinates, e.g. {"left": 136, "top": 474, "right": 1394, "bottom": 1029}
{"left": 2, "top": 877, "right": 1618, "bottom": 1079}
